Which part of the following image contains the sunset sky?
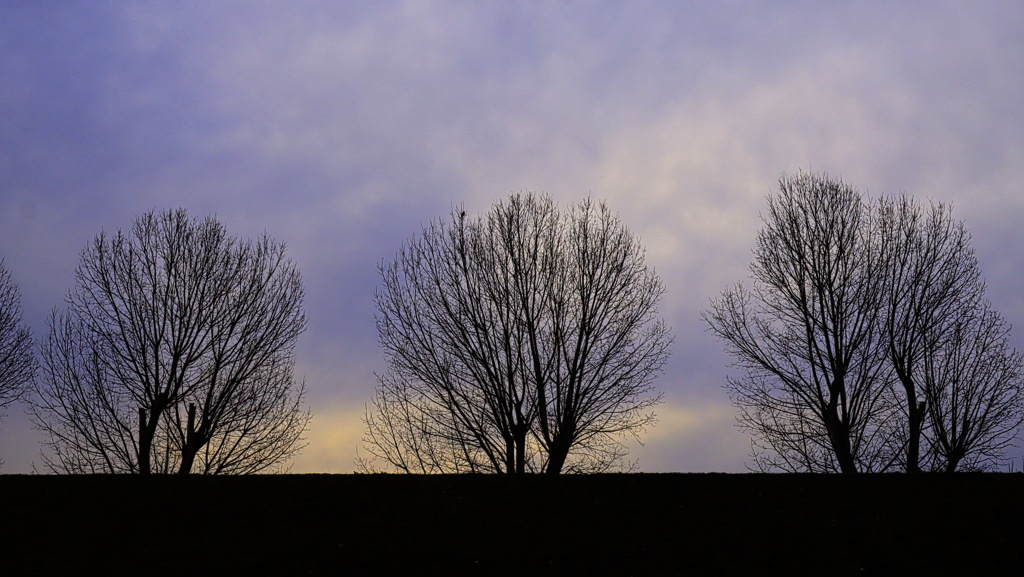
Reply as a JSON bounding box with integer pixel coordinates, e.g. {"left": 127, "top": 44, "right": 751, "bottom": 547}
{"left": 2, "top": 1, "right": 1023, "bottom": 473}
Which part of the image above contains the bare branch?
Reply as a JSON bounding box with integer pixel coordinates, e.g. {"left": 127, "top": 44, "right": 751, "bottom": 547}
{"left": 0, "top": 259, "right": 35, "bottom": 414}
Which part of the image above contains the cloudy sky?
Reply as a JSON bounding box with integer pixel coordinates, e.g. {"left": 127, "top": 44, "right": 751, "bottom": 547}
{"left": 2, "top": 1, "right": 1023, "bottom": 473}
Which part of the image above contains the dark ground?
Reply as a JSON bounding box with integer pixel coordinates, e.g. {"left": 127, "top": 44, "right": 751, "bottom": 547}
{"left": 2, "top": 473, "right": 1021, "bottom": 575}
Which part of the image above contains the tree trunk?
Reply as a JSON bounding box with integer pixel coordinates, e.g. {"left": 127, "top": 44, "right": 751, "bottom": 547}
{"left": 545, "top": 435, "right": 571, "bottom": 475}
{"left": 504, "top": 436, "right": 515, "bottom": 474}
{"left": 824, "top": 404, "right": 857, "bottom": 474}
{"left": 514, "top": 427, "right": 527, "bottom": 474}
{"left": 907, "top": 399, "right": 925, "bottom": 474}
{"left": 894, "top": 370, "right": 926, "bottom": 473}
{"left": 945, "top": 448, "right": 963, "bottom": 473}
{"left": 138, "top": 408, "right": 151, "bottom": 475}
{"left": 138, "top": 394, "right": 172, "bottom": 474}
{"left": 177, "top": 403, "right": 199, "bottom": 475}
{"left": 178, "top": 446, "right": 198, "bottom": 475}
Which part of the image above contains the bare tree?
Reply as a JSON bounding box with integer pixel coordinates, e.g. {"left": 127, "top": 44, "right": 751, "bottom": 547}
{"left": 31, "top": 209, "right": 310, "bottom": 474}
{"left": 875, "top": 196, "right": 983, "bottom": 472}
{"left": 921, "top": 301, "right": 1024, "bottom": 472}
{"left": 875, "top": 198, "right": 1023, "bottom": 472}
{"left": 361, "top": 193, "right": 670, "bottom": 474}
{"left": 704, "top": 172, "right": 899, "bottom": 473}
{"left": 707, "top": 171, "right": 1024, "bottom": 474}
{"left": 0, "top": 259, "right": 35, "bottom": 421}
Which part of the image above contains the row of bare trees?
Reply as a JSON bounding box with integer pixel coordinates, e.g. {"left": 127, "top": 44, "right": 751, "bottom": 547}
{"left": 0, "top": 209, "right": 311, "bottom": 474}
{"left": 705, "top": 172, "right": 1024, "bottom": 473}
{"left": 359, "top": 194, "right": 672, "bottom": 474}
{"left": 2, "top": 181, "right": 1020, "bottom": 475}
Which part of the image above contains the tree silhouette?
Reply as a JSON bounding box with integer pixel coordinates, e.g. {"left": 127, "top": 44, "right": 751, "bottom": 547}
{"left": 704, "top": 172, "right": 899, "bottom": 473}
{"left": 706, "top": 171, "right": 1024, "bottom": 473}
{"left": 921, "top": 300, "right": 1024, "bottom": 472}
{"left": 0, "top": 260, "right": 35, "bottom": 430}
{"left": 875, "top": 195, "right": 983, "bottom": 472}
{"left": 361, "top": 193, "right": 671, "bottom": 474}
{"left": 31, "top": 209, "right": 311, "bottom": 474}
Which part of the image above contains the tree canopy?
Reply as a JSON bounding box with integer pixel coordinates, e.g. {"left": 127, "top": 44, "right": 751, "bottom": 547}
{"left": 32, "top": 209, "right": 311, "bottom": 474}
{"left": 361, "top": 193, "right": 671, "bottom": 474}
{"left": 705, "top": 171, "right": 1024, "bottom": 473}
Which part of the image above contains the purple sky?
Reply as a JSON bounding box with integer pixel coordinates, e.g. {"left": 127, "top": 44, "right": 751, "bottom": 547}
{"left": 2, "top": 1, "right": 1024, "bottom": 473}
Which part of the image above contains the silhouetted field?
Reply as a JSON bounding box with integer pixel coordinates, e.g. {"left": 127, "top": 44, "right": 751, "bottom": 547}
{"left": 3, "top": 473, "right": 1021, "bottom": 575}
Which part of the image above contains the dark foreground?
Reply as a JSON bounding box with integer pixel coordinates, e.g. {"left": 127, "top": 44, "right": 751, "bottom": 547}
{"left": 3, "top": 473, "right": 1021, "bottom": 575}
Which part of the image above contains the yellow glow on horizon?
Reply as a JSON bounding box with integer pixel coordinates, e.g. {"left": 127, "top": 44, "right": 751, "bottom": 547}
{"left": 288, "top": 405, "right": 366, "bottom": 473}
{"left": 627, "top": 400, "right": 736, "bottom": 446}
